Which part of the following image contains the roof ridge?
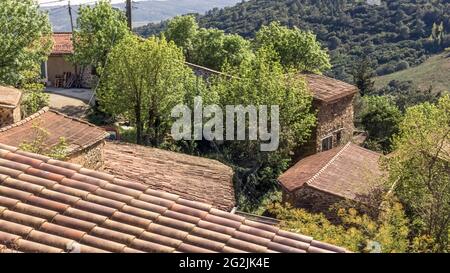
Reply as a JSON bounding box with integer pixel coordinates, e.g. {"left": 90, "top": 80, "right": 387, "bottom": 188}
{"left": 47, "top": 108, "right": 100, "bottom": 128}
{"left": 0, "top": 107, "right": 49, "bottom": 132}
{"left": 305, "top": 142, "right": 352, "bottom": 187}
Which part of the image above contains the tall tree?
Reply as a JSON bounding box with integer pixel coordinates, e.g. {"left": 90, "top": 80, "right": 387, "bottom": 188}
{"left": 387, "top": 95, "right": 450, "bottom": 252}
{"left": 359, "top": 96, "right": 402, "bottom": 153}
{"left": 0, "top": 0, "right": 52, "bottom": 85}
{"left": 209, "top": 47, "right": 316, "bottom": 210}
{"left": 253, "top": 21, "right": 331, "bottom": 73}
{"left": 164, "top": 15, "right": 199, "bottom": 59}
{"left": 97, "top": 36, "right": 197, "bottom": 145}
{"left": 190, "top": 28, "right": 253, "bottom": 70}
{"left": 164, "top": 15, "right": 253, "bottom": 71}
{"left": 352, "top": 57, "right": 376, "bottom": 96}
{"left": 71, "top": 0, "right": 130, "bottom": 74}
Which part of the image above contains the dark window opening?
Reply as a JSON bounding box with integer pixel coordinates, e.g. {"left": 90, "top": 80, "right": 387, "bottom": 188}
{"left": 336, "top": 131, "right": 342, "bottom": 145}
{"left": 321, "top": 136, "right": 333, "bottom": 151}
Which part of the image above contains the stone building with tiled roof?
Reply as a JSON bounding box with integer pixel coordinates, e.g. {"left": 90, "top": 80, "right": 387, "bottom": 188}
{"left": 278, "top": 142, "right": 385, "bottom": 215}
{"left": 0, "top": 107, "right": 108, "bottom": 170}
{"left": 0, "top": 142, "right": 350, "bottom": 253}
{"left": 103, "top": 142, "right": 236, "bottom": 211}
{"left": 0, "top": 86, "right": 22, "bottom": 128}
{"left": 186, "top": 64, "right": 358, "bottom": 157}
{"left": 299, "top": 73, "right": 358, "bottom": 157}
{"left": 42, "top": 33, "right": 94, "bottom": 88}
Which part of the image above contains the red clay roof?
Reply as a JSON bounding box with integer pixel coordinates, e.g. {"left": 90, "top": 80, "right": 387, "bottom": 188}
{"left": 279, "top": 142, "right": 385, "bottom": 201}
{"left": 300, "top": 73, "right": 358, "bottom": 103}
{"left": 0, "top": 107, "right": 108, "bottom": 155}
{"left": 0, "top": 143, "right": 349, "bottom": 253}
{"left": 51, "top": 33, "right": 74, "bottom": 55}
{"left": 103, "top": 142, "right": 236, "bottom": 211}
{"left": 0, "top": 86, "right": 22, "bottom": 108}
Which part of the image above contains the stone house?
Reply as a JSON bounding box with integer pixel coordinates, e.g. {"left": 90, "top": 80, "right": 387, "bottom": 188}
{"left": 278, "top": 142, "right": 385, "bottom": 216}
{"left": 186, "top": 64, "right": 358, "bottom": 157}
{"left": 0, "top": 107, "right": 109, "bottom": 169}
{"left": 299, "top": 73, "right": 358, "bottom": 157}
{"left": 41, "top": 33, "right": 94, "bottom": 88}
{"left": 0, "top": 86, "right": 22, "bottom": 128}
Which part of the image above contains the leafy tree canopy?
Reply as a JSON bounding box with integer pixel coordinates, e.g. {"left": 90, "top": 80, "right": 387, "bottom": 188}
{"left": 71, "top": 0, "right": 130, "bottom": 71}
{"left": 387, "top": 95, "right": 450, "bottom": 252}
{"left": 0, "top": 0, "right": 52, "bottom": 85}
{"left": 254, "top": 22, "right": 331, "bottom": 73}
{"left": 97, "top": 35, "right": 198, "bottom": 146}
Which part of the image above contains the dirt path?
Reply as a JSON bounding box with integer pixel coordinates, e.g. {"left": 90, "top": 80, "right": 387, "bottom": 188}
{"left": 48, "top": 93, "right": 88, "bottom": 118}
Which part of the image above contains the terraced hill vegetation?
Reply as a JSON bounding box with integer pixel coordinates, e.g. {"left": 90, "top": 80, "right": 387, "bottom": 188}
{"left": 375, "top": 51, "right": 450, "bottom": 94}
{"left": 136, "top": 0, "right": 450, "bottom": 82}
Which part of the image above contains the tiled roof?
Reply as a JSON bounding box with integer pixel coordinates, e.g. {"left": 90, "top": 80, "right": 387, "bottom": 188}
{"left": 279, "top": 142, "right": 384, "bottom": 201}
{"left": 51, "top": 33, "right": 74, "bottom": 55}
{"left": 0, "top": 86, "right": 22, "bottom": 108}
{"left": 0, "top": 107, "right": 108, "bottom": 155}
{"left": 0, "top": 143, "right": 349, "bottom": 253}
{"left": 300, "top": 73, "right": 358, "bottom": 103}
{"left": 103, "top": 142, "right": 236, "bottom": 211}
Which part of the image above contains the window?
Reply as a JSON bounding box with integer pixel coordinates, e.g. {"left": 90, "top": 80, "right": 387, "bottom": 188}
{"left": 336, "top": 131, "right": 342, "bottom": 145}
{"left": 321, "top": 136, "right": 333, "bottom": 151}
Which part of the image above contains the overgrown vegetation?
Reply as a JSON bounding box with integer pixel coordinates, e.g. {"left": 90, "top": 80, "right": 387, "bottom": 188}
{"left": 0, "top": 0, "right": 52, "bottom": 86}
{"left": 136, "top": 0, "right": 450, "bottom": 82}
{"left": 19, "top": 123, "right": 68, "bottom": 160}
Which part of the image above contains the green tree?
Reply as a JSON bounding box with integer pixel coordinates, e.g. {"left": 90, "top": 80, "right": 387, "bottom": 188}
{"left": 19, "top": 68, "right": 49, "bottom": 117}
{"left": 359, "top": 96, "right": 402, "bottom": 153}
{"left": 254, "top": 22, "right": 331, "bottom": 73}
{"left": 190, "top": 28, "right": 253, "bottom": 70}
{"left": 387, "top": 95, "right": 450, "bottom": 252}
{"left": 0, "top": 0, "right": 52, "bottom": 85}
{"left": 71, "top": 0, "right": 130, "bottom": 74}
{"left": 352, "top": 57, "right": 375, "bottom": 96}
{"left": 164, "top": 15, "right": 199, "bottom": 59}
{"left": 163, "top": 15, "right": 253, "bottom": 71}
{"left": 268, "top": 198, "right": 410, "bottom": 253}
{"left": 97, "top": 35, "right": 197, "bottom": 146}
{"left": 208, "top": 47, "right": 316, "bottom": 210}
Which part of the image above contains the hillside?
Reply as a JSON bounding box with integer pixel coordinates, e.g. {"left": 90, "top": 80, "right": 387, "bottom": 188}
{"left": 375, "top": 52, "right": 450, "bottom": 93}
{"left": 43, "top": 0, "right": 240, "bottom": 32}
{"left": 136, "top": 0, "right": 450, "bottom": 82}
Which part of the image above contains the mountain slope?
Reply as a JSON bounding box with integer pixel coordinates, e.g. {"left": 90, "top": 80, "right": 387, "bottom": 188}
{"left": 375, "top": 52, "right": 450, "bottom": 93}
{"left": 44, "top": 0, "right": 240, "bottom": 32}
{"left": 136, "top": 0, "right": 450, "bottom": 82}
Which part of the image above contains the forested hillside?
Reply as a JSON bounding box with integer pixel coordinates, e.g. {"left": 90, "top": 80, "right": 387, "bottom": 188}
{"left": 136, "top": 0, "right": 450, "bottom": 82}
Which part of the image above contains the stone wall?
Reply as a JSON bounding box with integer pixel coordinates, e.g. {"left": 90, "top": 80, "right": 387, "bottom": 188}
{"left": 314, "top": 95, "right": 355, "bottom": 153}
{"left": 0, "top": 107, "right": 21, "bottom": 128}
{"left": 67, "top": 141, "right": 105, "bottom": 170}
{"left": 295, "top": 95, "right": 355, "bottom": 159}
{"left": 283, "top": 186, "right": 344, "bottom": 219}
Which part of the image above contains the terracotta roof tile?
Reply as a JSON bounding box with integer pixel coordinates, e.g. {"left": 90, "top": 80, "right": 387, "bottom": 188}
{"left": 300, "top": 73, "right": 358, "bottom": 103}
{"left": 0, "top": 144, "right": 349, "bottom": 253}
{"left": 0, "top": 108, "right": 108, "bottom": 156}
{"left": 103, "top": 142, "right": 235, "bottom": 211}
{"left": 279, "top": 142, "right": 385, "bottom": 201}
{"left": 51, "top": 33, "right": 74, "bottom": 55}
{"left": 0, "top": 86, "right": 22, "bottom": 108}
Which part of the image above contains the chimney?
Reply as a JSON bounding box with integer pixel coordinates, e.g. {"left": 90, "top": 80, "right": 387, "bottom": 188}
{"left": 0, "top": 86, "right": 22, "bottom": 128}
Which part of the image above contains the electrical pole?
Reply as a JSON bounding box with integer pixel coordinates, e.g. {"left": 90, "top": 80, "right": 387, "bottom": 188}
{"left": 126, "top": 0, "right": 132, "bottom": 31}
{"left": 68, "top": 0, "right": 74, "bottom": 33}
